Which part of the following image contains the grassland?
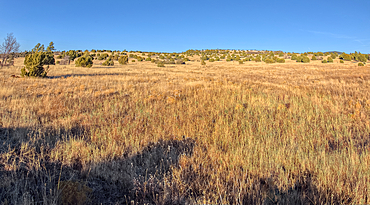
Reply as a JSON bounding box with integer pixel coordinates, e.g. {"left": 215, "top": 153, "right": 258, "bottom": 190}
{"left": 1, "top": 52, "right": 370, "bottom": 204}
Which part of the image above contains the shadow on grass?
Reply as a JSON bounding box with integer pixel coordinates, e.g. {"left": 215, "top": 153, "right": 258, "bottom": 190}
{"left": 0, "top": 125, "right": 354, "bottom": 204}
{"left": 48, "top": 72, "right": 137, "bottom": 79}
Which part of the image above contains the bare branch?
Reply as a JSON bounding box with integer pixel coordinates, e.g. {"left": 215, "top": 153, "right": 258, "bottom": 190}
{"left": 0, "top": 33, "right": 20, "bottom": 67}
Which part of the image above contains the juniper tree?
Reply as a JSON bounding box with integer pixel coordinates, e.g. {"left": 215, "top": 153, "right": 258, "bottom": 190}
{"left": 118, "top": 55, "right": 128, "bottom": 65}
{"left": 75, "top": 53, "right": 93, "bottom": 68}
{"left": 21, "top": 43, "right": 49, "bottom": 77}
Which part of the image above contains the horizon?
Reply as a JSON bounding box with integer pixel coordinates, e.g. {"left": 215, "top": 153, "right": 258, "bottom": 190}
{"left": 1, "top": 0, "right": 369, "bottom": 54}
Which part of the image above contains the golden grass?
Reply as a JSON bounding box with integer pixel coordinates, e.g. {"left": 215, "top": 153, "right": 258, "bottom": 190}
{"left": 0, "top": 55, "right": 370, "bottom": 204}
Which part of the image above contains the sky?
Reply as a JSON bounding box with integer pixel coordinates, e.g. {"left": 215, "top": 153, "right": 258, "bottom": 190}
{"left": 1, "top": 0, "right": 369, "bottom": 53}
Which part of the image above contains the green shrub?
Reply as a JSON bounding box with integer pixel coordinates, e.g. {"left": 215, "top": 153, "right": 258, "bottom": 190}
{"left": 66, "top": 50, "right": 79, "bottom": 61}
{"left": 102, "top": 58, "right": 114, "bottom": 66}
{"left": 296, "top": 55, "right": 310, "bottom": 63}
{"left": 145, "top": 57, "right": 152, "bottom": 61}
{"left": 239, "top": 60, "right": 244, "bottom": 64}
{"left": 132, "top": 60, "right": 135, "bottom": 62}
{"left": 339, "top": 53, "right": 352, "bottom": 61}
{"left": 291, "top": 54, "right": 298, "bottom": 60}
{"left": 322, "top": 60, "right": 327, "bottom": 63}
{"left": 311, "top": 55, "right": 317, "bottom": 60}
{"left": 330, "top": 53, "right": 337, "bottom": 59}
{"left": 340, "top": 60, "right": 344, "bottom": 63}
{"left": 118, "top": 55, "right": 128, "bottom": 65}
{"left": 75, "top": 55, "right": 93, "bottom": 68}
{"left": 277, "top": 58, "right": 285, "bottom": 63}
{"left": 56, "top": 61, "right": 60, "bottom": 64}
{"left": 21, "top": 43, "right": 49, "bottom": 77}
{"left": 327, "top": 57, "right": 333, "bottom": 63}
{"left": 98, "top": 53, "right": 109, "bottom": 60}
{"left": 201, "top": 60, "right": 206, "bottom": 65}
{"left": 151, "top": 59, "right": 156, "bottom": 63}
{"left": 254, "top": 56, "right": 261, "bottom": 62}
{"left": 265, "top": 58, "right": 274, "bottom": 64}
{"left": 357, "top": 54, "right": 368, "bottom": 63}
{"left": 157, "top": 61, "right": 165, "bottom": 67}
{"left": 209, "top": 58, "right": 215, "bottom": 62}
{"left": 358, "top": 62, "right": 364, "bottom": 66}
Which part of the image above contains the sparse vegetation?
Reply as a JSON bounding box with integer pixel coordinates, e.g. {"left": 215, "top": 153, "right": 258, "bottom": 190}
{"left": 2, "top": 48, "right": 370, "bottom": 204}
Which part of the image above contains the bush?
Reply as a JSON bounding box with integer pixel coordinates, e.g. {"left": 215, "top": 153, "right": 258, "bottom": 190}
{"left": 358, "top": 62, "right": 364, "bottom": 66}
{"left": 330, "top": 53, "right": 337, "bottom": 59}
{"left": 132, "top": 60, "right": 135, "bottom": 62}
{"left": 254, "top": 56, "right": 261, "bottom": 62}
{"left": 98, "top": 53, "right": 109, "bottom": 60}
{"left": 21, "top": 43, "right": 49, "bottom": 77}
{"left": 265, "top": 58, "right": 274, "bottom": 64}
{"left": 56, "top": 61, "right": 60, "bottom": 64}
{"left": 75, "top": 55, "right": 93, "bottom": 68}
{"left": 322, "top": 60, "right": 327, "bottom": 63}
{"left": 209, "top": 58, "right": 215, "bottom": 62}
{"left": 66, "top": 50, "right": 79, "bottom": 61}
{"left": 102, "top": 58, "right": 114, "bottom": 66}
{"left": 296, "top": 55, "right": 310, "bottom": 63}
{"left": 277, "top": 58, "right": 285, "bottom": 63}
{"left": 291, "top": 54, "right": 298, "bottom": 60}
{"left": 357, "top": 54, "right": 367, "bottom": 63}
{"left": 340, "top": 60, "right": 344, "bottom": 63}
{"left": 239, "top": 60, "right": 244, "bottom": 64}
{"left": 145, "top": 57, "right": 152, "bottom": 61}
{"left": 327, "top": 57, "right": 333, "bottom": 63}
{"left": 312, "top": 55, "right": 317, "bottom": 60}
{"left": 201, "top": 60, "right": 206, "bottom": 65}
{"left": 157, "top": 61, "right": 165, "bottom": 67}
{"left": 118, "top": 55, "right": 128, "bottom": 65}
{"left": 339, "top": 53, "right": 352, "bottom": 61}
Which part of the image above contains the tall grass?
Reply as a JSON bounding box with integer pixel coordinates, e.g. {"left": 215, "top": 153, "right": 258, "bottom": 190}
{"left": 0, "top": 59, "right": 369, "bottom": 204}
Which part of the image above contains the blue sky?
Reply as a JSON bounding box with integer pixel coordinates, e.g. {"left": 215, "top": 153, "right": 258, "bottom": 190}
{"left": 1, "top": 0, "right": 369, "bottom": 53}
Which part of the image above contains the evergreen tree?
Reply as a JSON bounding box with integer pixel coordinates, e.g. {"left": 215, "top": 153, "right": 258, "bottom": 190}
{"left": 118, "top": 55, "right": 128, "bottom": 65}
{"left": 20, "top": 43, "right": 49, "bottom": 77}
{"left": 75, "top": 53, "right": 93, "bottom": 68}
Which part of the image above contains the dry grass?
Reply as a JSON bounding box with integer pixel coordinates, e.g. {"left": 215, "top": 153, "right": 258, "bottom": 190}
{"left": 0, "top": 55, "right": 370, "bottom": 204}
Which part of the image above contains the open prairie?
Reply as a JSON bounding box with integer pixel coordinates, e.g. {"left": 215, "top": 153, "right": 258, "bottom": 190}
{"left": 1, "top": 52, "right": 370, "bottom": 204}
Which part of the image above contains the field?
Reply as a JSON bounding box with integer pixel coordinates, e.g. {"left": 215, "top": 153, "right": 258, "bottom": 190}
{"left": 1, "top": 52, "right": 370, "bottom": 204}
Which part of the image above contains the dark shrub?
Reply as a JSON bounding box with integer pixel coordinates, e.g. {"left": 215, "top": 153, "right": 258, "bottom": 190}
{"left": 118, "top": 56, "right": 128, "bottom": 65}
